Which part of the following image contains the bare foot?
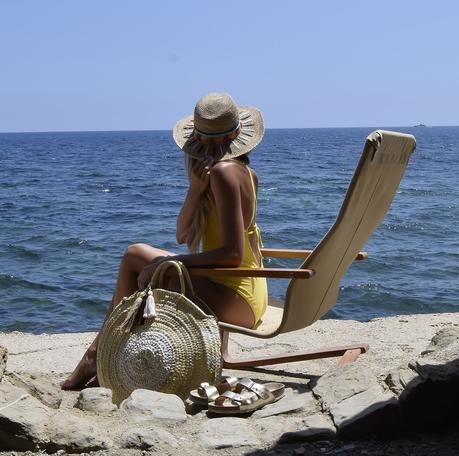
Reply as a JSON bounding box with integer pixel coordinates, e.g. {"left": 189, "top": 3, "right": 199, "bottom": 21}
{"left": 61, "top": 348, "right": 97, "bottom": 390}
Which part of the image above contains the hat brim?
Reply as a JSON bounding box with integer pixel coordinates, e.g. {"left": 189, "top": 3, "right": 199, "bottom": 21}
{"left": 173, "top": 106, "right": 264, "bottom": 160}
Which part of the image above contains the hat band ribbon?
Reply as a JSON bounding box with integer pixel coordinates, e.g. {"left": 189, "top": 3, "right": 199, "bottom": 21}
{"left": 194, "top": 121, "right": 240, "bottom": 138}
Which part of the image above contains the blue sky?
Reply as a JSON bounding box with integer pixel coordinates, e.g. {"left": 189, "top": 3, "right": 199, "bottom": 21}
{"left": 1, "top": 1, "right": 458, "bottom": 132}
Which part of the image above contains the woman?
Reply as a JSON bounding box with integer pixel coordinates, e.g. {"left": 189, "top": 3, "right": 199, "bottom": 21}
{"left": 62, "top": 92, "right": 268, "bottom": 390}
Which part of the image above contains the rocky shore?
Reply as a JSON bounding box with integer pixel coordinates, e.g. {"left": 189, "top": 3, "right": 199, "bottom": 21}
{"left": 1, "top": 312, "right": 459, "bottom": 455}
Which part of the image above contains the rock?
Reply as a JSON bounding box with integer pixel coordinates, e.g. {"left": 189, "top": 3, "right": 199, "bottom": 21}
{"left": 47, "top": 411, "right": 112, "bottom": 453}
{"left": 254, "top": 415, "right": 306, "bottom": 443}
{"left": 385, "top": 366, "right": 422, "bottom": 396}
{"left": 421, "top": 326, "right": 459, "bottom": 355}
{"left": 0, "top": 345, "right": 7, "bottom": 381}
{"left": 0, "top": 384, "right": 51, "bottom": 451}
{"left": 398, "top": 375, "right": 459, "bottom": 429}
{"left": 76, "top": 387, "right": 117, "bottom": 413}
{"left": 311, "top": 364, "right": 378, "bottom": 411}
{"left": 398, "top": 333, "right": 459, "bottom": 428}
{"left": 413, "top": 339, "right": 459, "bottom": 382}
{"left": 0, "top": 383, "right": 112, "bottom": 453}
{"left": 120, "top": 427, "right": 179, "bottom": 450}
{"left": 329, "top": 384, "right": 401, "bottom": 439}
{"left": 120, "top": 389, "right": 187, "bottom": 422}
{"left": 278, "top": 413, "right": 336, "bottom": 443}
{"left": 253, "top": 391, "right": 318, "bottom": 418}
{"left": 184, "top": 397, "right": 205, "bottom": 415}
{"left": 199, "top": 417, "right": 260, "bottom": 449}
{"left": 5, "top": 371, "right": 62, "bottom": 409}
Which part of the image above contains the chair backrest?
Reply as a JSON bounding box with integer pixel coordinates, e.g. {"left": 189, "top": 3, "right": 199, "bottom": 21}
{"left": 278, "top": 130, "right": 416, "bottom": 334}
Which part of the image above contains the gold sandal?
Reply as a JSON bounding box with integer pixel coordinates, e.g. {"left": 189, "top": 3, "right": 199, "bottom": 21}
{"left": 189, "top": 376, "right": 239, "bottom": 405}
{"left": 208, "top": 377, "right": 285, "bottom": 414}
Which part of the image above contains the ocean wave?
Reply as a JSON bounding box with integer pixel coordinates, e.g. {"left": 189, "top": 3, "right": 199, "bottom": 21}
{"left": 75, "top": 298, "right": 108, "bottom": 314}
{"left": 7, "top": 244, "right": 42, "bottom": 260}
{"left": 0, "top": 182, "right": 17, "bottom": 189}
{"left": 340, "top": 282, "right": 381, "bottom": 292}
{"left": 383, "top": 221, "right": 427, "bottom": 232}
{"left": 50, "top": 238, "right": 90, "bottom": 248}
{"left": 1, "top": 320, "right": 39, "bottom": 333}
{"left": 396, "top": 187, "right": 440, "bottom": 196}
{"left": 0, "top": 202, "right": 16, "bottom": 210}
{"left": 0, "top": 274, "right": 62, "bottom": 292}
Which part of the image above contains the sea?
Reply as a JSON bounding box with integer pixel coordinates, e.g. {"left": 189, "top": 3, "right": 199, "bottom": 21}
{"left": 0, "top": 127, "right": 458, "bottom": 334}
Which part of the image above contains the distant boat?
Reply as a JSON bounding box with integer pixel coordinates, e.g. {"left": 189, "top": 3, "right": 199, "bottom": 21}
{"left": 414, "top": 123, "right": 427, "bottom": 127}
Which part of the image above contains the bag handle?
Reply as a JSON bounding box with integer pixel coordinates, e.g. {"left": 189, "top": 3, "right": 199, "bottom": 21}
{"left": 147, "top": 260, "right": 217, "bottom": 319}
{"left": 149, "top": 260, "right": 195, "bottom": 297}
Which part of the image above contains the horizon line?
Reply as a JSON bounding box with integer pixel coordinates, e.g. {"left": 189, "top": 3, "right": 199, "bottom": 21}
{"left": 1, "top": 124, "right": 457, "bottom": 135}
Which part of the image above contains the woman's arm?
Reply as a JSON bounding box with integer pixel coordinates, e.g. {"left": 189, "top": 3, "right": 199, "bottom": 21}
{"left": 175, "top": 161, "right": 245, "bottom": 267}
{"left": 176, "top": 157, "right": 213, "bottom": 244}
{"left": 138, "top": 162, "right": 244, "bottom": 289}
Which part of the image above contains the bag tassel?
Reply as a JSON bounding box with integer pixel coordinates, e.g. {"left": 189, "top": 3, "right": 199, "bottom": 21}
{"left": 143, "top": 286, "right": 156, "bottom": 319}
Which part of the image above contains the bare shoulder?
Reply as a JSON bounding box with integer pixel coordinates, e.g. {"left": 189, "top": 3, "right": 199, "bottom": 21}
{"left": 210, "top": 160, "right": 258, "bottom": 188}
{"left": 209, "top": 160, "right": 240, "bottom": 183}
{"left": 210, "top": 160, "right": 239, "bottom": 173}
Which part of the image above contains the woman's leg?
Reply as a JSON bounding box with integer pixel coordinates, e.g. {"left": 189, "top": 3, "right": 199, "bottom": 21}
{"left": 61, "top": 243, "right": 173, "bottom": 390}
{"left": 62, "top": 245, "right": 256, "bottom": 389}
{"left": 190, "top": 278, "right": 256, "bottom": 328}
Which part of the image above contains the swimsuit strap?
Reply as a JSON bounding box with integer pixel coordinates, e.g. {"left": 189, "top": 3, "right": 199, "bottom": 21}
{"left": 245, "top": 165, "right": 264, "bottom": 257}
{"left": 246, "top": 166, "right": 258, "bottom": 229}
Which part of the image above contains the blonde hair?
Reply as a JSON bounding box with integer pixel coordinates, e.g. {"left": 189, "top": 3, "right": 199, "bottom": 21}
{"left": 184, "top": 154, "right": 251, "bottom": 253}
{"left": 185, "top": 155, "right": 214, "bottom": 253}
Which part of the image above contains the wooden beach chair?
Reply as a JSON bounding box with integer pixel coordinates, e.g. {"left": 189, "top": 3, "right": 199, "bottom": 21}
{"left": 190, "top": 130, "right": 417, "bottom": 369}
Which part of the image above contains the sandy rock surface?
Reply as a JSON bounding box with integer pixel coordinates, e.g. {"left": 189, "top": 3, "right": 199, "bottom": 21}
{"left": 2, "top": 313, "right": 458, "bottom": 380}
{"left": 0, "top": 312, "right": 458, "bottom": 455}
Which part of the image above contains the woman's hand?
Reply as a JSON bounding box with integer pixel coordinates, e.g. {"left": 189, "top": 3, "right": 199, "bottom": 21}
{"left": 137, "top": 256, "right": 169, "bottom": 290}
{"left": 189, "top": 157, "right": 213, "bottom": 195}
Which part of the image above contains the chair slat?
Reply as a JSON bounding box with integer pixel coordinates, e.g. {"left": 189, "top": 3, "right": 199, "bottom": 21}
{"left": 261, "top": 248, "right": 367, "bottom": 260}
{"left": 188, "top": 267, "right": 315, "bottom": 279}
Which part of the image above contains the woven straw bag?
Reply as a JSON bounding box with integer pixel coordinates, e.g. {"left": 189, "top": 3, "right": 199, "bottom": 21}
{"left": 97, "top": 260, "right": 222, "bottom": 404}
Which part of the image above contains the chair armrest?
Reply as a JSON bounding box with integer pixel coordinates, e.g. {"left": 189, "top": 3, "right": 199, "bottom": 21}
{"left": 260, "top": 248, "right": 368, "bottom": 261}
{"left": 188, "top": 267, "right": 315, "bottom": 279}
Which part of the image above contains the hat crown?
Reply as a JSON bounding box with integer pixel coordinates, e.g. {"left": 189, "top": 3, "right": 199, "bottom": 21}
{"left": 193, "top": 93, "right": 239, "bottom": 134}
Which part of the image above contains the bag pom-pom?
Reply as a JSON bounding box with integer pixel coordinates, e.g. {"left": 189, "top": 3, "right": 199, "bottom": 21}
{"left": 143, "top": 287, "right": 156, "bottom": 319}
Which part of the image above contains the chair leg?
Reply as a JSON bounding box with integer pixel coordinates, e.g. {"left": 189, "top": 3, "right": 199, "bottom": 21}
{"left": 221, "top": 330, "right": 369, "bottom": 369}
{"left": 337, "top": 348, "right": 364, "bottom": 366}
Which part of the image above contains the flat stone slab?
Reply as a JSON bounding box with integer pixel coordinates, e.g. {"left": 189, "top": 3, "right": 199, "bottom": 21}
{"left": 120, "top": 389, "right": 187, "bottom": 422}
{"left": 254, "top": 415, "right": 306, "bottom": 443}
{"left": 413, "top": 340, "right": 459, "bottom": 382}
{"left": 47, "top": 411, "right": 112, "bottom": 453}
{"left": 120, "top": 427, "right": 179, "bottom": 450}
{"left": 253, "top": 390, "right": 318, "bottom": 418}
{"left": 76, "top": 387, "right": 117, "bottom": 413}
{"left": 5, "top": 371, "right": 62, "bottom": 409}
{"left": 278, "top": 413, "right": 336, "bottom": 443}
{"left": 199, "top": 417, "right": 260, "bottom": 449}
{"left": 0, "top": 383, "right": 51, "bottom": 451}
{"left": 312, "top": 364, "right": 378, "bottom": 411}
{"left": 385, "top": 366, "right": 422, "bottom": 396}
{"left": 421, "top": 326, "right": 459, "bottom": 356}
{"left": 330, "top": 384, "right": 401, "bottom": 438}
{"left": 0, "top": 383, "right": 112, "bottom": 452}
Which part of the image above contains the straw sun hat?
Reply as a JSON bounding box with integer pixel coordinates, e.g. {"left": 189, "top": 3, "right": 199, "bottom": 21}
{"left": 173, "top": 93, "right": 264, "bottom": 161}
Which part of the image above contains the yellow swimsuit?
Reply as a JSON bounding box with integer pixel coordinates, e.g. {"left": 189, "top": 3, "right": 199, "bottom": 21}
{"left": 201, "top": 165, "right": 268, "bottom": 325}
